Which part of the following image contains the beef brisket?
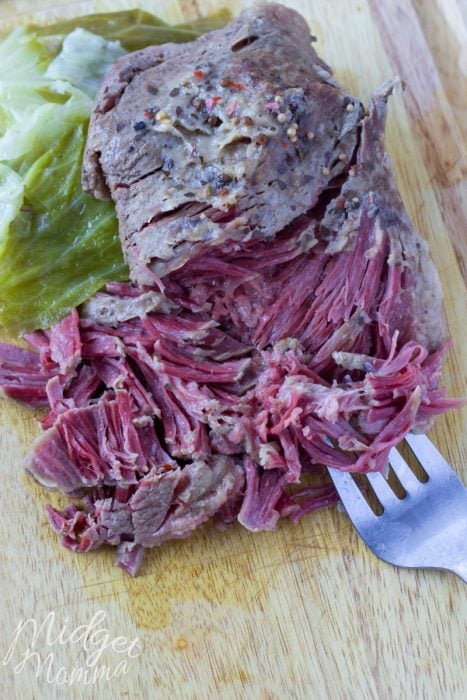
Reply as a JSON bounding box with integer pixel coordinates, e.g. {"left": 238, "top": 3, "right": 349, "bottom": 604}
{"left": 46, "top": 456, "right": 244, "bottom": 574}
{"left": 82, "top": 3, "right": 363, "bottom": 282}
{"left": 0, "top": 5, "right": 461, "bottom": 575}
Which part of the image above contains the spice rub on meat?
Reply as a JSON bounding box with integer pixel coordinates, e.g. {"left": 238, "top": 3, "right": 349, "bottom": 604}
{"left": 82, "top": 3, "right": 363, "bottom": 283}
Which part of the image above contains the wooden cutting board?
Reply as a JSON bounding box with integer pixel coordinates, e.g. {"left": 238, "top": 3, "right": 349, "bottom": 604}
{"left": 0, "top": 1, "right": 466, "bottom": 698}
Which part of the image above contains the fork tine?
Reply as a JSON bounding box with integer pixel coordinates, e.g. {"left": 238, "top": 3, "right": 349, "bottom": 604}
{"left": 388, "top": 447, "right": 422, "bottom": 492}
{"left": 405, "top": 433, "right": 459, "bottom": 481}
{"left": 366, "top": 472, "right": 401, "bottom": 508}
{"left": 327, "top": 468, "right": 376, "bottom": 525}
{"left": 329, "top": 438, "right": 467, "bottom": 581}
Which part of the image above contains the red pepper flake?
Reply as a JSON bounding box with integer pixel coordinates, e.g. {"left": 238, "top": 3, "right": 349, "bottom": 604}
{"left": 264, "top": 101, "right": 279, "bottom": 111}
{"left": 176, "top": 497, "right": 189, "bottom": 509}
{"left": 218, "top": 188, "right": 229, "bottom": 196}
{"left": 143, "top": 110, "right": 155, "bottom": 119}
{"left": 335, "top": 196, "right": 346, "bottom": 210}
{"left": 193, "top": 69, "right": 205, "bottom": 79}
{"left": 226, "top": 99, "right": 238, "bottom": 116}
{"left": 161, "top": 463, "right": 174, "bottom": 472}
{"left": 229, "top": 80, "right": 246, "bottom": 90}
{"left": 220, "top": 77, "right": 246, "bottom": 90}
{"left": 206, "top": 96, "right": 222, "bottom": 112}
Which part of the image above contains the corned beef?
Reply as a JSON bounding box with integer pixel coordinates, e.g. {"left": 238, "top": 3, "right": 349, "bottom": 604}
{"left": 82, "top": 3, "right": 363, "bottom": 281}
{"left": 0, "top": 6, "right": 461, "bottom": 574}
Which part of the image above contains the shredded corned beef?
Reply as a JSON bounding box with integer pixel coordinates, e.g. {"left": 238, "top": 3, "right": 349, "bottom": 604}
{"left": 0, "top": 80, "right": 462, "bottom": 575}
{"left": 0, "top": 253, "right": 460, "bottom": 573}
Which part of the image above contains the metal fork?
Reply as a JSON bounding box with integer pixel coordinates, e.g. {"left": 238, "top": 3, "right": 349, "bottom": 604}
{"left": 328, "top": 434, "right": 467, "bottom": 582}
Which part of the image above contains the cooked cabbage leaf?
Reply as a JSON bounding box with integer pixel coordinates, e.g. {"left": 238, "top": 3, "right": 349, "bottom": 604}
{"left": 0, "top": 28, "right": 91, "bottom": 168}
{"left": 29, "top": 9, "right": 230, "bottom": 54}
{"left": 0, "top": 164, "right": 23, "bottom": 255}
{"left": 45, "top": 28, "right": 126, "bottom": 98}
{"left": 0, "top": 125, "right": 127, "bottom": 332}
{"left": 0, "top": 26, "right": 123, "bottom": 333}
{"left": 0, "top": 10, "right": 228, "bottom": 334}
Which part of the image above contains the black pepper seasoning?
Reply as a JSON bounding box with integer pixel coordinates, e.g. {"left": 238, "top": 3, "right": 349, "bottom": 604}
{"left": 193, "top": 98, "right": 206, "bottom": 112}
{"left": 208, "top": 115, "right": 222, "bottom": 127}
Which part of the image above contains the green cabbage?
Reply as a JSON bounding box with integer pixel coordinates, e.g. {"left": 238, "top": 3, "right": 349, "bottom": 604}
{"left": 29, "top": 9, "right": 230, "bottom": 54}
{"left": 0, "top": 164, "right": 23, "bottom": 255}
{"left": 0, "top": 25, "right": 124, "bottom": 333}
{"left": 0, "top": 10, "right": 228, "bottom": 334}
{"left": 0, "top": 125, "right": 127, "bottom": 331}
{"left": 45, "top": 28, "right": 126, "bottom": 98}
{"left": 0, "top": 28, "right": 91, "bottom": 168}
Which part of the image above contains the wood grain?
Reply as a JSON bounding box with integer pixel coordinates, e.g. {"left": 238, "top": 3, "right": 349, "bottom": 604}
{"left": 413, "top": 0, "right": 467, "bottom": 144}
{"left": 0, "top": 2, "right": 466, "bottom": 699}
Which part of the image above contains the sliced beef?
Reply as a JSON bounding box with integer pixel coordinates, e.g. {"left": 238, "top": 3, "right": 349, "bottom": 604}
{"left": 0, "top": 343, "right": 56, "bottom": 407}
{"left": 1, "top": 6, "right": 462, "bottom": 576}
{"left": 318, "top": 80, "right": 444, "bottom": 353}
{"left": 46, "top": 456, "right": 245, "bottom": 573}
{"left": 166, "top": 81, "right": 445, "bottom": 359}
{"left": 82, "top": 3, "right": 363, "bottom": 282}
{"left": 26, "top": 389, "right": 172, "bottom": 495}
{"left": 14, "top": 282, "right": 459, "bottom": 573}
